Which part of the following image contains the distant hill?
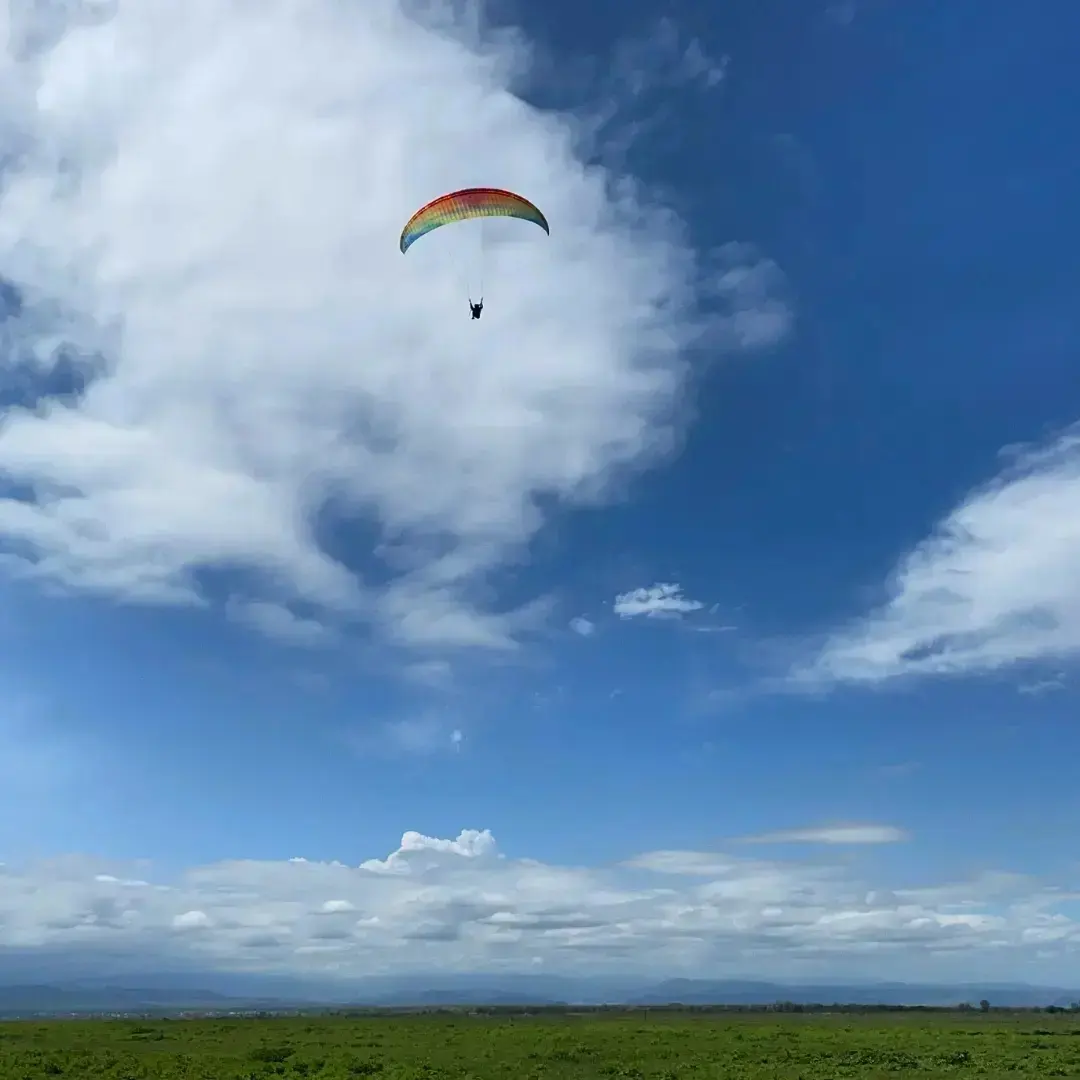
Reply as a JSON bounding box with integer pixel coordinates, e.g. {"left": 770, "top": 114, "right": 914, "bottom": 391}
{"left": 623, "top": 979, "right": 1080, "bottom": 1009}
{"left": 0, "top": 983, "right": 288, "bottom": 1017}
{"left": 0, "top": 975, "right": 1075, "bottom": 1017}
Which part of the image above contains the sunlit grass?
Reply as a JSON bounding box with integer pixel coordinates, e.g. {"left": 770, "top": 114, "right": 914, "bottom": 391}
{"left": 1, "top": 1009, "right": 1079, "bottom": 1078}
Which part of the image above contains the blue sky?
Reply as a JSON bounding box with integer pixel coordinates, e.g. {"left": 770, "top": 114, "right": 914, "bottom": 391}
{"left": 0, "top": 0, "right": 1077, "bottom": 985}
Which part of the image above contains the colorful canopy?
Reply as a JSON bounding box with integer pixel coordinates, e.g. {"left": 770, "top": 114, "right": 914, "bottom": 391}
{"left": 399, "top": 187, "right": 549, "bottom": 254}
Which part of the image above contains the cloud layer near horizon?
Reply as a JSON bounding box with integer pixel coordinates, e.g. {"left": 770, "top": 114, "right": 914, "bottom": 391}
{"left": 0, "top": 0, "right": 786, "bottom": 654}
{"left": 1, "top": 827, "right": 1077, "bottom": 982}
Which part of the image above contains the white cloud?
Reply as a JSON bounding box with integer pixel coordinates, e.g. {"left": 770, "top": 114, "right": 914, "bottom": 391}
{"left": 801, "top": 426, "right": 1080, "bottom": 685}
{"left": 0, "top": 828, "right": 1076, "bottom": 980}
{"left": 172, "top": 909, "right": 211, "bottom": 931}
{"left": 569, "top": 615, "right": 595, "bottom": 637}
{"left": 358, "top": 829, "right": 498, "bottom": 876}
{"left": 0, "top": 0, "right": 790, "bottom": 653}
{"left": 319, "top": 899, "right": 356, "bottom": 914}
{"left": 614, "top": 582, "right": 704, "bottom": 620}
{"left": 735, "top": 824, "right": 910, "bottom": 846}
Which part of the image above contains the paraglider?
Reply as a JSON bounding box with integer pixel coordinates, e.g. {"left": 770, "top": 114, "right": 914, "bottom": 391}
{"left": 399, "top": 188, "right": 549, "bottom": 318}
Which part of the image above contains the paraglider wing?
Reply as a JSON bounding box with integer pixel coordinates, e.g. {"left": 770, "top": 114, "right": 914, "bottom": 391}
{"left": 399, "top": 187, "right": 550, "bottom": 254}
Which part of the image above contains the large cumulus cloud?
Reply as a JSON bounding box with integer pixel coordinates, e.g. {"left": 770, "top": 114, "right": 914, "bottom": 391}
{"left": 0, "top": 0, "right": 786, "bottom": 651}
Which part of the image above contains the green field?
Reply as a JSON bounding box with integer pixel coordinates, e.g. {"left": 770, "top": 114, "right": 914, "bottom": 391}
{"left": 1, "top": 1011, "right": 1079, "bottom": 1079}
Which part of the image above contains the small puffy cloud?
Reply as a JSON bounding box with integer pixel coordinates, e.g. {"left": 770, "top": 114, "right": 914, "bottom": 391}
{"left": 319, "top": 900, "right": 356, "bottom": 915}
{"left": 614, "top": 582, "right": 704, "bottom": 620}
{"left": 172, "top": 909, "right": 212, "bottom": 930}
{"left": 0, "top": 828, "right": 1077, "bottom": 981}
{"left": 0, "top": 0, "right": 787, "bottom": 655}
{"left": 735, "top": 824, "right": 910, "bottom": 846}
{"left": 357, "top": 829, "right": 498, "bottom": 875}
{"left": 800, "top": 426, "right": 1080, "bottom": 685}
{"left": 569, "top": 616, "right": 595, "bottom": 637}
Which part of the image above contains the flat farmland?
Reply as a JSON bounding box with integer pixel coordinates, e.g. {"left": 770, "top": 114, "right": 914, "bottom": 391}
{"left": 1, "top": 1010, "right": 1079, "bottom": 1078}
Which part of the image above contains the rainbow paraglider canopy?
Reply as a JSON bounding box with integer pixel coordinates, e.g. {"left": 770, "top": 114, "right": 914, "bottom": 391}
{"left": 399, "top": 187, "right": 549, "bottom": 254}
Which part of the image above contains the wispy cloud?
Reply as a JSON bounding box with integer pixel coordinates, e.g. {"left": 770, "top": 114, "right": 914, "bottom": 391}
{"left": 688, "top": 602, "right": 738, "bottom": 633}
{"left": 615, "top": 582, "right": 704, "bottom": 620}
{"left": 609, "top": 18, "right": 729, "bottom": 96}
{"left": 562, "top": 17, "right": 732, "bottom": 178}
{"left": 347, "top": 716, "right": 464, "bottom": 759}
{"left": 798, "top": 426, "right": 1080, "bottom": 685}
{"left": 1018, "top": 674, "right": 1067, "bottom": 696}
{"left": 225, "top": 599, "right": 330, "bottom": 647}
{"left": 621, "top": 850, "right": 737, "bottom": 876}
{"left": 736, "top": 824, "right": 910, "bottom": 846}
{"left": 701, "top": 243, "right": 794, "bottom": 354}
{"left": 569, "top": 616, "right": 595, "bottom": 637}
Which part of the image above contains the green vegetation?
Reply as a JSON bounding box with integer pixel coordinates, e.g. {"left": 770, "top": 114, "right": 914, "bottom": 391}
{"left": 1, "top": 1009, "right": 1079, "bottom": 1078}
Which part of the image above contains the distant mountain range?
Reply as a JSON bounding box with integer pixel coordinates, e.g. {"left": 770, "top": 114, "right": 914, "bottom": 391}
{"left": 0, "top": 974, "right": 1077, "bottom": 1016}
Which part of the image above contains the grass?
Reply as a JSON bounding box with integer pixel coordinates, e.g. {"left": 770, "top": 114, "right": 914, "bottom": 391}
{"left": 0, "top": 1010, "right": 1079, "bottom": 1078}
